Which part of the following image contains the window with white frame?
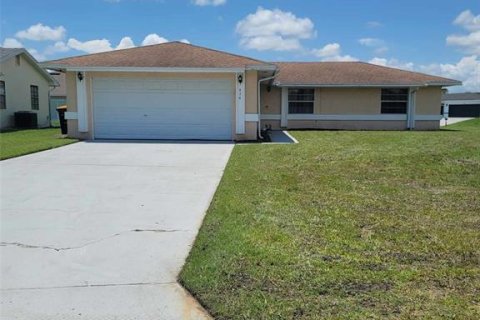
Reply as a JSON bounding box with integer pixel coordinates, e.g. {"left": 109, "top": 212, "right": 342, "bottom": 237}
{"left": 381, "top": 88, "right": 408, "bottom": 114}
{"left": 30, "top": 85, "right": 39, "bottom": 110}
{"left": 288, "top": 88, "right": 314, "bottom": 114}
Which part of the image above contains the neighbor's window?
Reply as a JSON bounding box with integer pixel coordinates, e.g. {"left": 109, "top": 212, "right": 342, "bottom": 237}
{"left": 288, "top": 88, "right": 314, "bottom": 114}
{"left": 381, "top": 88, "right": 408, "bottom": 114}
{"left": 0, "top": 81, "right": 5, "bottom": 109}
{"left": 30, "top": 85, "right": 39, "bottom": 110}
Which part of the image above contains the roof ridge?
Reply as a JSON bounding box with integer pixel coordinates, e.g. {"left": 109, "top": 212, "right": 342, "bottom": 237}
{"left": 272, "top": 61, "right": 360, "bottom": 64}
{"left": 173, "top": 41, "right": 273, "bottom": 65}
{"left": 357, "top": 61, "right": 458, "bottom": 82}
{"left": 45, "top": 41, "right": 272, "bottom": 66}
{"left": 44, "top": 41, "right": 179, "bottom": 64}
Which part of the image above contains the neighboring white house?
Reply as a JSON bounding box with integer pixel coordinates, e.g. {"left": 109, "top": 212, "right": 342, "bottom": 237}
{"left": 0, "top": 48, "right": 56, "bottom": 130}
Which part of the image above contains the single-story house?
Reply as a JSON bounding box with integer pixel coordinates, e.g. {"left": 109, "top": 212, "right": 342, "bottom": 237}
{"left": 43, "top": 42, "right": 461, "bottom": 141}
{"left": 442, "top": 92, "right": 480, "bottom": 118}
{"left": 48, "top": 72, "right": 67, "bottom": 123}
{"left": 0, "top": 48, "right": 57, "bottom": 130}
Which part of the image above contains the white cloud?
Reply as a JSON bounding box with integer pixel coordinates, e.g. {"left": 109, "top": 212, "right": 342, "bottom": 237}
{"left": 236, "top": 7, "right": 315, "bottom": 51}
{"left": 366, "top": 21, "right": 382, "bottom": 28}
{"left": 2, "top": 38, "right": 23, "bottom": 48}
{"left": 15, "top": 23, "right": 66, "bottom": 41}
{"left": 453, "top": 10, "right": 480, "bottom": 31}
{"left": 359, "top": 38, "right": 388, "bottom": 55}
{"left": 240, "top": 36, "right": 301, "bottom": 51}
{"left": 325, "top": 54, "right": 358, "bottom": 62}
{"left": 193, "top": 0, "right": 226, "bottom": 6}
{"left": 312, "top": 43, "right": 357, "bottom": 61}
{"left": 179, "top": 39, "right": 190, "bottom": 44}
{"left": 44, "top": 41, "right": 70, "bottom": 55}
{"left": 369, "top": 55, "right": 480, "bottom": 92}
{"left": 27, "top": 48, "right": 46, "bottom": 61}
{"left": 116, "top": 36, "right": 135, "bottom": 49}
{"left": 312, "top": 43, "right": 341, "bottom": 57}
{"left": 63, "top": 34, "right": 178, "bottom": 54}
{"left": 368, "top": 57, "right": 414, "bottom": 70}
{"left": 358, "top": 38, "right": 382, "bottom": 46}
{"left": 67, "top": 38, "right": 113, "bottom": 53}
{"left": 447, "top": 10, "right": 480, "bottom": 55}
{"left": 446, "top": 31, "right": 480, "bottom": 54}
{"left": 419, "top": 56, "right": 480, "bottom": 92}
{"left": 141, "top": 33, "right": 168, "bottom": 46}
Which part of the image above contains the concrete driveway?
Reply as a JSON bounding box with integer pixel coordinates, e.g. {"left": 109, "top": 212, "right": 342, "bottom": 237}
{"left": 0, "top": 141, "right": 233, "bottom": 319}
{"left": 440, "top": 117, "right": 473, "bottom": 126}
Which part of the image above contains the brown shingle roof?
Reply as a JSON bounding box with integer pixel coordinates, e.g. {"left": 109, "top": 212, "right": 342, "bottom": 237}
{"left": 44, "top": 41, "right": 273, "bottom": 69}
{"left": 274, "top": 62, "right": 461, "bottom": 87}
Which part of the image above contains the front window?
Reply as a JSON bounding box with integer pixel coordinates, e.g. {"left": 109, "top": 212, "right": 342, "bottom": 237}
{"left": 0, "top": 81, "right": 5, "bottom": 109}
{"left": 288, "top": 88, "right": 314, "bottom": 114}
{"left": 381, "top": 88, "right": 408, "bottom": 114}
{"left": 30, "top": 85, "right": 39, "bottom": 110}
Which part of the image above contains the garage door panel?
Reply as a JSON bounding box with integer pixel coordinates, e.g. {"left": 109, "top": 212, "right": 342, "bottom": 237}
{"left": 94, "top": 111, "right": 230, "bottom": 125}
{"left": 94, "top": 104, "right": 231, "bottom": 123}
{"left": 94, "top": 92, "right": 231, "bottom": 111}
{"left": 94, "top": 124, "right": 231, "bottom": 140}
{"left": 94, "top": 78, "right": 231, "bottom": 92}
{"left": 93, "top": 78, "right": 233, "bottom": 140}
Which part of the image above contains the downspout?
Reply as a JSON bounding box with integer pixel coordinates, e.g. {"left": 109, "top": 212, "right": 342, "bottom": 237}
{"left": 257, "top": 71, "right": 277, "bottom": 139}
{"left": 407, "top": 87, "right": 419, "bottom": 130}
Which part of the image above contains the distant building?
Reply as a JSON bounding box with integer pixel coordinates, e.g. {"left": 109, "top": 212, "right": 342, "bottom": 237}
{"left": 442, "top": 92, "right": 480, "bottom": 117}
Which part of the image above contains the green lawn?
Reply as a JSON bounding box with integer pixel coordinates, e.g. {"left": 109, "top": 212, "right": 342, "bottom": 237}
{"left": 0, "top": 128, "right": 77, "bottom": 160}
{"left": 180, "top": 119, "right": 480, "bottom": 319}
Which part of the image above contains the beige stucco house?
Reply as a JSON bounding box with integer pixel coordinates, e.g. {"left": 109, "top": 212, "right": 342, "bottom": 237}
{"left": 0, "top": 48, "right": 56, "bottom": 130}
{"left": 42, "top": 42, "right": 461, "bottom": 141}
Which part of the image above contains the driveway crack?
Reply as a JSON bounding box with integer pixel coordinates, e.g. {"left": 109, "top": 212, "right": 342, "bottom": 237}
{"left": 0, "top": 228, "right": 187, "bottom": 252}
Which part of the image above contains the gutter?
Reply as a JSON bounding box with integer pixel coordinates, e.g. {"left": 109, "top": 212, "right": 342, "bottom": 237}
{"left": 257, "top": 71, "right": 277, "bottom": 139}
{"left": 274, "top": 83, "right": 461, "bottom": 88}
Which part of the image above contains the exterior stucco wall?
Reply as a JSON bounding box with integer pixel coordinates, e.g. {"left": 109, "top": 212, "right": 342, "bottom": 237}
{"left": 260, "top": 85, "right": 443, "bottom": 131}
{"left": 65, "top": 71, "right": 258, "bottom": 140}
{"left": 316, "top": 88, "right": 380, "bottom": 114}
{"left": 415, "top": 120, "right": 439, "bottom": 130}
{"left": 416, "top": 87, "right": 442, "bottom": 115}
{"left": 261, "top": 86, "right": 281, "bottom": 114}
{"left": 0, "top": 54, "right": 51, "bottom": 129}
{"left": 241, "top": 70, "right": 258, "bottom": 140}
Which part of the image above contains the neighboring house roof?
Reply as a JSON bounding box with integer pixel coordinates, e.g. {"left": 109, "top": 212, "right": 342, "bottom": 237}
{"left": 49, "top": 72, "right": 66, "bottom": 97}
{"left": 43, "top": 42, "right": 275, "bottom": 70}
{"left": 0, "top": 47, "right": 57, "bottom": 86}
{"left": 273, "top": 62, "right": 461, "bottom": 87}
{"left": 442, "top": 92, "right": 480, "bottom": 101}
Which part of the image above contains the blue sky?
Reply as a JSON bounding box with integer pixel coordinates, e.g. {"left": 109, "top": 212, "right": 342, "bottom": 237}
{"left": 1, "top": 0, "right": 479, "bottom": 91}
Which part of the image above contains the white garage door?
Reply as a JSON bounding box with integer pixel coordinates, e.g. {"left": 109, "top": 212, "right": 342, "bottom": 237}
{"left": 93, "top": 78, "right": 233, "bottom": 140}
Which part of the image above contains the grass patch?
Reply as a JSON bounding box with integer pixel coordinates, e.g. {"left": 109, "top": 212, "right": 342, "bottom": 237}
{"left": 0, "top": 128, "right": 77, "bottom": 160}
{"left": 180, "top": 119, "right": 480, "bottom": 319}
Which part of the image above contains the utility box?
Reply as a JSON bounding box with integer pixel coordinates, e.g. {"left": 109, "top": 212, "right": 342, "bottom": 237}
{"left": 14, "top": 111, "right": 38, "bottom": 128}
